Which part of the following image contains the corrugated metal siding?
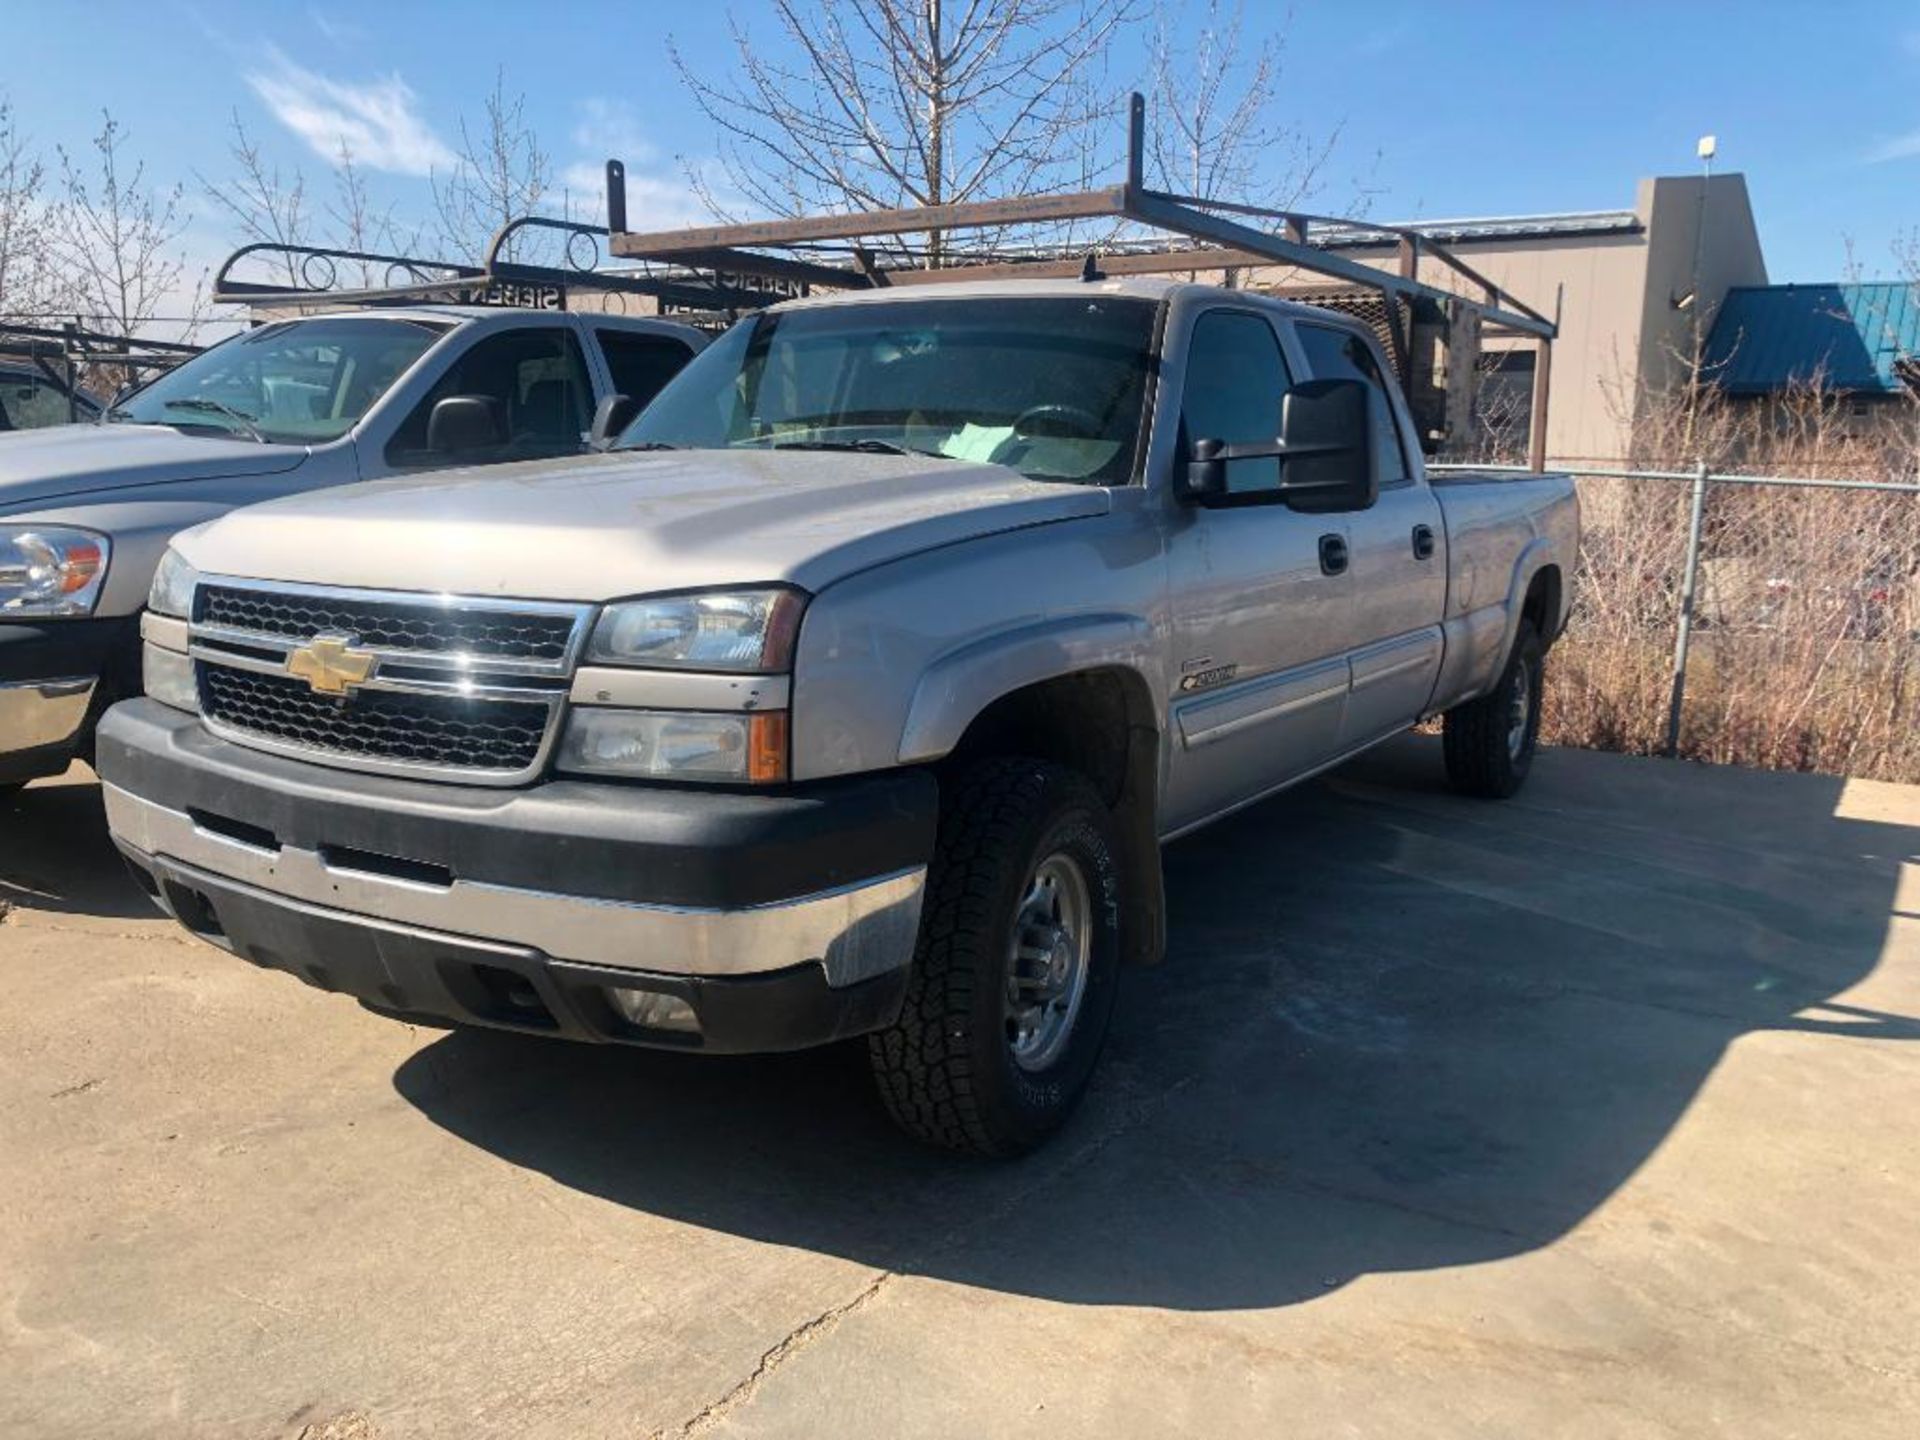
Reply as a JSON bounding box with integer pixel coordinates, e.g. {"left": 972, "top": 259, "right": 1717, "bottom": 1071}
{"left": 1703, "top": 282, "right": 1920, "bottom": 393}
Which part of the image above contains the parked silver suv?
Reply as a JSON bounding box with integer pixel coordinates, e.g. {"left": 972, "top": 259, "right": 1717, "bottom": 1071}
{"left": 0, "top": 307, "right": 703, "bottom": 789}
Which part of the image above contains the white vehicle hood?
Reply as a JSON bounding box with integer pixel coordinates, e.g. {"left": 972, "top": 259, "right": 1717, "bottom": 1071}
{"left": 178, "top": 448, "right": 1112, "bottom": 599}
{"left": 0, "top": 423, "right": 308, "bottom": 510}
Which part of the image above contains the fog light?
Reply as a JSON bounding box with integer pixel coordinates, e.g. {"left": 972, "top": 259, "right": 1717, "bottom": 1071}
{"left": 605, "top": 987, "right": 700, "bottom": 1034}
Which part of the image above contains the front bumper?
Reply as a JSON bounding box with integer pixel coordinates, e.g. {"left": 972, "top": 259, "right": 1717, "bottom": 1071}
{"left": 98, "top": 699, "right": 937, "bottom": 1053}
{"left": 0, "top": 616, "right": 141, "bottom": 782}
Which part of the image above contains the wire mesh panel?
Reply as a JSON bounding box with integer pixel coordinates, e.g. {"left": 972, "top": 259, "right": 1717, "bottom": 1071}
{"left": 1542, "top": 472, "right": 1920, "bottom": 780}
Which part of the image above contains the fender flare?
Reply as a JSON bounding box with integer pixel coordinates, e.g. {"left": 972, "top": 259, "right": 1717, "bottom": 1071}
{"left": 898, "top": 614, "right": 1168, "bottom": 968}
{"left": 897, "top": 613, "right": 1161, "bottom": 764}
{"left": 1495, "top": 535, "right": 1564, "bottom": 663}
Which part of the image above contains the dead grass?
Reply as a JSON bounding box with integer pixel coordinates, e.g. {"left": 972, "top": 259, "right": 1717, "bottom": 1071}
{"left": 1539, "top": 384, "right": 1920, "bottom": 782}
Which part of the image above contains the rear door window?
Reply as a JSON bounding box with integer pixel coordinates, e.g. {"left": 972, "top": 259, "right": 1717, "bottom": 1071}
{"left": 595, "top": 329, "right": 698, "bottom": 408}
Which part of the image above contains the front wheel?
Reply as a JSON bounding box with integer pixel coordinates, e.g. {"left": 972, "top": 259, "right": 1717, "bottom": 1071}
{"left": 868, "top": 758, "right": 1123, "bottom": 1157}
{"left": 1442, "top": 621, "right": 1544, "bottom": 799}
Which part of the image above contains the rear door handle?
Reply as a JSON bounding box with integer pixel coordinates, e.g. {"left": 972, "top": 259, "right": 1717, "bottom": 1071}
{"left": 1412, "top": 523, "right": 1436, "bottom": 560}
{"left": 1318, "top": 533, "right": 1349, "bottom": 576}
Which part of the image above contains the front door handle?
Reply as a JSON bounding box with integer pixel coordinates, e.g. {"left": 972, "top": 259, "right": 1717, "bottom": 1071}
{"left": 1318, "top": 533, "right": 1349, "bottom": 576}
{"left": 1412, "top": 523, "right": 1436, "bottom": 560}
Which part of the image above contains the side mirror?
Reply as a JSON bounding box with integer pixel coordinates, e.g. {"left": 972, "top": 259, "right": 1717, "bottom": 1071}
{"left": 427, "top": 395, "right": 505, "bottom": 456}
{"left": 1178, "top": 378, "right": 1377, "bottom": 512}
{"left": 589, "top": 392, "right": 640, "bottom": 451}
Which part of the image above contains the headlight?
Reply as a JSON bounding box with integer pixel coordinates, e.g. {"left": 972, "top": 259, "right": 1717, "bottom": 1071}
{"left": 148, "top": 547, "right": 199, "bottom": 619}
{"left": 0, "top": 526, "right": 110, "bottom": 617}
{"left": 588, "top": 588, "right": 805, "bottom": 671}
{"left": 142, "top": 643, "right": 199, "bottom": 713}
{"left": 558, "top": 708, "right": 788, "bottom": 783}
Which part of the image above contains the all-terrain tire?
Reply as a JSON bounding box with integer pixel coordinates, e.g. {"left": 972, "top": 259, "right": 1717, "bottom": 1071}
{"left": 868, "top": 758, "right": 1123, "bottom": 1157}
{"left": 1443, "top": 621, "right": 1544, "bottom": 799}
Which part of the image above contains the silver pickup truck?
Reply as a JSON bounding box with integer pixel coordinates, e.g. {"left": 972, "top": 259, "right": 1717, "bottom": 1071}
{"left": 98, "top": 277, "right": 1577, "bottom": 1155}
{"left": 0, "top": 307, "right": 704, "bottom": 789}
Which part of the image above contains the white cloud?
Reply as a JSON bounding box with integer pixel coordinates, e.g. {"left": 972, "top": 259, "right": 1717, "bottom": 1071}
{"left": 244, "top": 50, "right": 454, "bottom": 176}
{"left": 1865, "top": 129, "right": 1920, "bottom": 164}
{"left": 558, "top": 98, "right": 718, "bottom": 230}
{"left": 306, "top": 6, "right": 365, "bottom": 46}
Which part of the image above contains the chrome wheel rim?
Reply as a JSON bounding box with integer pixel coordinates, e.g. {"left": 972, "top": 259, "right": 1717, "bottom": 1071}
{"left": 1507, "top": 661, "right": 1532, "bottom": 761}
{"left": 1005, "top": 851, "right": 1092, "bottom": 1073}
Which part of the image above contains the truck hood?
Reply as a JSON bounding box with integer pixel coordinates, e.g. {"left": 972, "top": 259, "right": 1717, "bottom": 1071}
{"left": 0, "top": 423, "right": 308, "bottom": 510}
{"left": 179, "top": 448, "right": 1112, "bottom": 599}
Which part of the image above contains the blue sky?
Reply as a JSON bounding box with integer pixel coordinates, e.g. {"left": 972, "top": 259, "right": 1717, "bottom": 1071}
{"left": 6, "top": 0, "right": 1917, "bottom": 314}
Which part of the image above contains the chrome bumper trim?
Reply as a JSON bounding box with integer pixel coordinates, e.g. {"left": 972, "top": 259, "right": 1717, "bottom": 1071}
{"left": 0, "top": 676, "right": 95, "bottom": 755}
{"left": 103, "top": 782, "right": 924, "bottom": 987}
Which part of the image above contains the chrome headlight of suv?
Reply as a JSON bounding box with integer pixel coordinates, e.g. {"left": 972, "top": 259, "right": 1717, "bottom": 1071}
{"left": 0, "top": 525, "right": 111, "bottom": 617}
{"left": 563, "top": 587, "right": 805, "bottom": 784}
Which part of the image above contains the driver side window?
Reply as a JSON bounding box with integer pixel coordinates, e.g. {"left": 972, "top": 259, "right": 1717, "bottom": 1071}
{"left": 385, "top": 327, "right": 592, "bottom": 469}
{"left": 1180, "top": 311, "right": 1293, "bottom": 495}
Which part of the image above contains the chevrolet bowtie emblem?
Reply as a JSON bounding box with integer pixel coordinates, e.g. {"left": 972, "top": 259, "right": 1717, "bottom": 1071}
{"left": 286, "top": 634, "right": 376, "bottom": 696}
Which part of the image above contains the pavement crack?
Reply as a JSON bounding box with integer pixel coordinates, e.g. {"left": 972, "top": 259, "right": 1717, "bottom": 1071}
{"left": 651, "top": 1269, "right": 895, "bottom": 1440}
{"left": 647, "top": 1065, "right": 1196, "bottom": 1439}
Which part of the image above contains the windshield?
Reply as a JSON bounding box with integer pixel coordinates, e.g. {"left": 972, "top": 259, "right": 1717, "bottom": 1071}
{"left": 623, "top": 296, "right": 1156, "bottom": 483}
{"left": 110, "top": 318, "right": 446, "bottom": 445}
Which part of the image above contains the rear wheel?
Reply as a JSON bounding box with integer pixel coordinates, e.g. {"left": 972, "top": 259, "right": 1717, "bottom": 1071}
{"left": 868, "top": 758, "right": 1122, "bottom": 1157}
{"left": 1443, "top": 621, "right": 1543, "bottom": 798}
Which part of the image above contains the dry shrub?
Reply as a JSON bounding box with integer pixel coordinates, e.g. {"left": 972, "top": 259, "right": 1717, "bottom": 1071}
{"left": 1541, "top": 382, "right": 1920, "bottom": 781}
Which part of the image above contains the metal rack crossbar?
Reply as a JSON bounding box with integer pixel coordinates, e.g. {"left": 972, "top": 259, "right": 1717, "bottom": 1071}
{"left": 211, "top": 208, "right": 798, "bottom": 321}
{"left": 0, "top": 322, "right": 203, "bottom": 422}
{"left": 605, "top": 93, "right": 1558, "bottom": 469}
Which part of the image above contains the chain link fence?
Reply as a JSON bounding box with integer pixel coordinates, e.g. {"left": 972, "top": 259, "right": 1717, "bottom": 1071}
{"left": 1439, "top": 462, "right": 1920, "bottom": 782}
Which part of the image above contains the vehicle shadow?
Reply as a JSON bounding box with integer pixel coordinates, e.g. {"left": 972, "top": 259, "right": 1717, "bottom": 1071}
{"left": 391, "top": 735, "right": 1910, "bottom": 1308}
{"left": 0, "top": 772, "right": 155, "bottom": 922}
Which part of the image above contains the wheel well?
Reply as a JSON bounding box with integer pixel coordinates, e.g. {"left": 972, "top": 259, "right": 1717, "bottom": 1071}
{"left": 1523, "top": 565, "right": 1562, "bottom": 643}
{"left": 942, "top": 667, "right": 1166, "bottom": 967}
{"left": 943, "top": 668, "right": 1150, "bottom": 810}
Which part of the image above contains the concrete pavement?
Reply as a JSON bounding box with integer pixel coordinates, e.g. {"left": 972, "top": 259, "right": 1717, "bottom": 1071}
{"left": 2, "top": 737, "right": 1917, "bottom": 1438}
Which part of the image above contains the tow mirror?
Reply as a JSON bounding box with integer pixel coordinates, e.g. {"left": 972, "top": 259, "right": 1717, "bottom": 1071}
{"left": 427, "top": 395, "right": 505, "bottom": 456}
{"left": 589, "top": 393, "right": 640, "bottom": 451}
{"left": 1179, "top": 378, "right": 1377, "bottom": 513}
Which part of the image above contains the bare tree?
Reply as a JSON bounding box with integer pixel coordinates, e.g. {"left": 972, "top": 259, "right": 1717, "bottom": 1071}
{"left": 49, "top": 111, "right": 202, "bottom": 369}
{"left": 198, "top": 112, "right": 309, "bottom": 285}
{"left": 672, "top": 0, "right": 1143, "bottom": 262}
{"left": 1144, "top": 1, "right": 1339, "bottom": 211}
{"left": 0, "top": 96, "right": 65, "bottom": 324}
{"left": 431, "top": 71, "right": 550, "bottom": 263}
{"left": 326, "top": 141, "right": 422, "bottom": 285}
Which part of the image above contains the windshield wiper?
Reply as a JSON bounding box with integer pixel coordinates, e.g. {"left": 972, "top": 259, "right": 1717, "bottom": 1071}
{"left": 161, "top": 398, "right": 267, "bottom": 443}
{"left": 765, "top": 438, "right": 950, "bottom": 459}
{"left": 620, "top": 440, "right": 679, "bottom": 451}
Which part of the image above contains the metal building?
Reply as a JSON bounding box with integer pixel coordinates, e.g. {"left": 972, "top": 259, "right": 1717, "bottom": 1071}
{"left": 1313, "top": 174, "right": 1768, "bottom": 463}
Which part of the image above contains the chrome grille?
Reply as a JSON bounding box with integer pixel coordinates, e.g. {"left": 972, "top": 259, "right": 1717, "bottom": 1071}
{"left": 197, "top": 583, "right": 577, "bottom": 664}
{"left": 200, "top": 666, "right": 553, "bottom": 773}
{"left": 186, "top": 576, "right": 592, "bottom": 785}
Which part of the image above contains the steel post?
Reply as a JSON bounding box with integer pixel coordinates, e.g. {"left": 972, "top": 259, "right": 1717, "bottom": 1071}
{"left": 1664, "top": 460, "right": 1711, "bottom": 757}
